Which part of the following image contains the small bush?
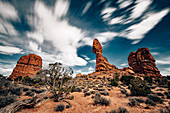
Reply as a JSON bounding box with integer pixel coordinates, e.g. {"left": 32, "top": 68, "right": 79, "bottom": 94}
{"left": 120, "top": 75, "right": 135, "bottom": 85}
{"left": 118, "top": 107, "right": 129, "bottom": 113}
{"left": 83, "top": 88, "right": 89, "bottom": 93}
{"left": 84, "top": 92, "right": 91, "bottom": 97}
{"left": 23, "top": 87, "right": 29, "bottom": 92}
{"left": 100, "top": 97, "right": 111, "bottom": 106}
{"left": 100, "top": 91, "right": 109, "bottom": 96}
{"left": 0, "top": 95, "right": 17, "bottom": 109}
{"left": 110, "top": 79, "right": 118, "bottom": 86}
{"left": 147, "top": 94, "right": 162, "bottom": 103}
{"left": 75, "top": 87, "right": 82, "bottom": 92}
{"left": 145, "top": 98, "right": 156, "bottom": 106}
{"left": 10, "top": 87, "right": 23, "bottom": 96}
{"left": 128, "top": 98, "right": 139, "bottom": 106}
{"left": 68, "top": 95, "right": 74, "bottom": 100}
{"left": 144, "top": 76, "right": 153, "bottom": 84}
{"left": 159, "top": 109, "right": 169, "bottom": 113}
{"left": 98, "top": 88, "right": 105, "bottom": 91}
{"left": 130, "top": 78, "right": 151, "bottom": 96}
{"left": 25, "top": 91, "right": 34, "bottom": 96}
{"left": 121, "top": 89, "right": 127, "bottom": 95}
{"left": 55, "top": 103, "right": 65, "bottom": 112}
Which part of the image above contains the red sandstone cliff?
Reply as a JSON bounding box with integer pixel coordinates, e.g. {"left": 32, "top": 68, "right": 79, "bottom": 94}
{"left": 10, "top": 54, "right": 42, "bottom": 79}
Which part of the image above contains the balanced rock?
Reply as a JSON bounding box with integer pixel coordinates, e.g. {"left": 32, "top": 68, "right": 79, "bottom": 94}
{"left": 128, "top": 47, "right": 162, "bottom": 78}
{"left": 92, "top": 39, "right": 118, "bottom": 72}
{"left": 10, "top": 54, "right": 42, "bottom": 79}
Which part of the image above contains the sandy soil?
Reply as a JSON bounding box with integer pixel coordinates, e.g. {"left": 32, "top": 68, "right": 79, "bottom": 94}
{"left": 16, "top": 86, "right": 169, "bottom": 113}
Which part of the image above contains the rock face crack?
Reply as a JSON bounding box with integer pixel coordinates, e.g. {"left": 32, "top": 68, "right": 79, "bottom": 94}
{"left": 10, "top": 54, "right": 42, "bottom": 79}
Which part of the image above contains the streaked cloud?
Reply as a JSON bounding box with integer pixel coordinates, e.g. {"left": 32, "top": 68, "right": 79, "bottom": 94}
{"left": 0, "top": 1, "right": 18, "bottom": 20}
{"left": 119, "top": 0, "right": 132, "bottom": 9}
{"left": 122, "top": 9, "right": 169, "bottom": 40}
{"left": 27, "top": 1, "right": 87, "bottom": 66}
{"left": 82, "top": 1, "right": 92, "bottom": 15}
{"left": 130, "top": 0, "right": 152, "bottom": 19}
{"left": 0, "top": 45, "right": 23, "bottom": 55}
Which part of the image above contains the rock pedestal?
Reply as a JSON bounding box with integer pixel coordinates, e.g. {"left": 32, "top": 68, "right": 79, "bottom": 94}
{"left": 92, "top": 39, "right": 118, "bottom": 72}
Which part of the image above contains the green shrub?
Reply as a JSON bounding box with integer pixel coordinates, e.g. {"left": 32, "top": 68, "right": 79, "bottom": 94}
{"left": 147, "top": 94, "right": 162, "bottom": 103}
{"left": 83, "top": 88, "right": 89, "bottom": 93}
{"left": 94, "top": 92, "right": 110, "bottom": 106}
{"left": 117, "top": 107, "right": 129, "bottom": 113}
{"left": 130, "top": 78, "right": 151, "bottom": 96}
{"left": 120, "top": 75, "right": 135, "bottom": 85}
{"left": 55, "top": 103, "right": 65, "bottom": 112}
{"left": 99, "top": 97, "right": 111, "bottom": 106}
{"left": 144, "top": 76, "right": 153, "bottom": 84}
{"left": 159, "top": 109, "right": 169, "bottom": 113}
{"left": 128, "top": 98, "right": 139, "bottom": 106}
{"left": 100, "top": 91, "right": 109, "bottom": 96}
{"left": 110, "top": 79, "right": 118, "bottom": 86}
{"left": 84, "top": 92, "right": 91, "bottom": 97}
{"left": 145, "top": 98, "right": 156, "bottom": 106}
{"left": 0, "top": 95, "right": 17, "bottom": 109}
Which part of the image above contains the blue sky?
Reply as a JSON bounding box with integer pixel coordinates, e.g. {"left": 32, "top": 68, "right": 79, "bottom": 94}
{"left": 0, "top": 0, "right": 170, "bottom": 77}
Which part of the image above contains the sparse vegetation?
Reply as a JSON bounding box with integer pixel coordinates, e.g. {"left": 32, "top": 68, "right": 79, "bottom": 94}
{"left": 120, "top": 75, "right": 135, "bottom": 85}
{"left": 55, "top": 103, "right": 65, "bottom": 112}
{"left": 37, "top": 62, "right": 74, "bottom": 103}
{"left": 130, "top": 78, "right": 151, "bottom": 96}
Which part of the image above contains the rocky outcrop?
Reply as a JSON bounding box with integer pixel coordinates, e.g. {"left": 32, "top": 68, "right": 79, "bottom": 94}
{"left": 92, "top": 39, "right": 118, "bottom": 72}
{"left": 10, "top": 54, "right": 42, "bottom": 79}
{"left": 128, "top": 47, "right": 162, "bottom": 78}
{"left": 123, "top": 66, "right": 135, "bottom": 75}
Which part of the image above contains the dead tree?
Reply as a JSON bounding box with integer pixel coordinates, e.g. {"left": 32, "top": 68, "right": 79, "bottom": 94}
{"left": 37, "top": 62, "right": 75, "bottom": 103}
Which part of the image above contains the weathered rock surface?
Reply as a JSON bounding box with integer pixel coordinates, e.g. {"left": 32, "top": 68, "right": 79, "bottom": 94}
{"left": 128, "top": 47, "right": 162, "bottom": 78}
{"left": 10, "top": 54, "right": 42, "bottom": 79}
{"left": 92, "top": 39, "right": 118, "bottom": 72}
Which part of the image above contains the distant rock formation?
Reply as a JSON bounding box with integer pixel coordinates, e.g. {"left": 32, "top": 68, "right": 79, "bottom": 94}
{"left": 92, "top": 39, "right": 118, "bottom": 72}
{"left": 10, "top": 54, "right": 42, "bottom": 79}
{"left": 128, "top": 47, "right": 162, "bottom": 78}
{"left": 122, "top": 66, "right": 135, "bottom": 75}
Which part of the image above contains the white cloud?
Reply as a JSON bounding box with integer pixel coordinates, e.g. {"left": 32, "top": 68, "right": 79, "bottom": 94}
{"left": 89, "top": 59, "right": 96, "bottom": 63}
{"left": 108, "top": 16, "right": 124, "bottom": 25}
{"left": 0, "top": 1, "right": 19, "bottom": 36}
{"left": 81, "top": 55, "right": 90, "bottom": 60}
{"left": 29, "top": 41, "right": 42, "bottom": 52}
{"left": 54, "top": 0, "right": 69, "bottom": 18}
{"left": 88, "top": 67, "right": 94, "bottom": 71}
{"left": 101, "top": 7, "right": 116, "bottom": 20}
{"left": 130, "top": 0, "right": 152, "bottom": 19}
{"left": 160, "top": 68, "right": 170, "bottom": 76}
{"left": 27, "top": 1, "right": 87, "bottom": 67}
{"left": 119, "top": 0, "right": 132, "bottom": 9}
{"left": 27, "top": 32, "right": 44, "bottom": 44}
{"left": 120, "top": 63, "right": 128, "bottom": 67}
{"left": 0, "top": 67, "right": 13, "bottom": 76}
{"left": 157, "top": 60, "right": 170, "bottom": 65}
{"left": 82, "top": 1, "right": 92, "bottom": 15}
{"left": 95, "top": 32, "right": 118, "bottom": 43}
{"left": 151, "top": 52, "right": 160, "bottom": 55}
{"left": 0, "top": 1, "right": 18, "bottom": 20}
{"left": 131, "top": 40, "right": 140, "bottom": 44}
{"left": 0, "top": 45, "right": 22, "bottom": 55}
{"left": 122, "top": 9, "right": 169, "bottom": 40}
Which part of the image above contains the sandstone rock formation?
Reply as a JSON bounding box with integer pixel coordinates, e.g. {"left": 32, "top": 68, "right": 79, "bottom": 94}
{"left": 123, "top": 66, "right": 135, "bottom": 75}
{"left": 92, "top": 39, "right": 118, "bottom": 72}
{"left": 10, "top": 54, "right": 42, "bottom": 79}
{"left": 128, "top": 47, "right": 162, "bottom": 78}
{"left": 76, "top": 73, "right": 84, "bottom": 78}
